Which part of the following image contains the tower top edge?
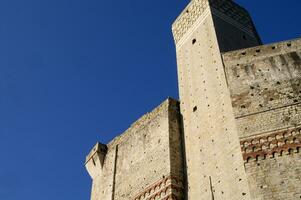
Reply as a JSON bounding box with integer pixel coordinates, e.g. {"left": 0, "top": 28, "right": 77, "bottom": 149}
{"left": 172, "top": 0, "right": 247, "bottom": 28}
{"left": 172, "top": 0, "right": 256, "bottom": 45}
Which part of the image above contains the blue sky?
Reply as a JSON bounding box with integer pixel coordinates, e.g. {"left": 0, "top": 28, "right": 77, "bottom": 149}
{"left": 0, "top": 0, "right": 300, "bottom": 199}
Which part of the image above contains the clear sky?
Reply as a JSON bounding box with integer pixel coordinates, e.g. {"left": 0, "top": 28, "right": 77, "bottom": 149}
{"left": 0, "top": 0, "right": 300, "bottom": 199}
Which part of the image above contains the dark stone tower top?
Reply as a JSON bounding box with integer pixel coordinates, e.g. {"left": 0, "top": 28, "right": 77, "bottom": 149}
{"left": 173, "top": 0, "right": 262, "bottom": 52}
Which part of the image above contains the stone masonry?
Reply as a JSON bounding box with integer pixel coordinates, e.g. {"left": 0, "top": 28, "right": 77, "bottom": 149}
{"left": 223, "top": 38, "right": 301, "bottom": 199}
{"left": 85, "top": 0, "right": 301, "bottom": 199}
{"left": 85, "top": 99, "right": 184, "bottom": 200}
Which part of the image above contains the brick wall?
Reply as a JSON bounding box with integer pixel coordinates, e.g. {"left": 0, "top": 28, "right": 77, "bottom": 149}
{"left": 223, "top": 38, "right": 301, "bottom": 199}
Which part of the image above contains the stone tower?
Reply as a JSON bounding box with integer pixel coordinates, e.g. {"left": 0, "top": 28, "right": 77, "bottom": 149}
{"left": 171, "top": 0, "right": 261, "bottom": 199}
{"left": 85, "top": 0, "right": 301, "bottom": 199}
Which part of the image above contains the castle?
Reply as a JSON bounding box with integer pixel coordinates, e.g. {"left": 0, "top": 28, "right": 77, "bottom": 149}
{"left": 85, "top": 0, "right": 301, "bottom": 199}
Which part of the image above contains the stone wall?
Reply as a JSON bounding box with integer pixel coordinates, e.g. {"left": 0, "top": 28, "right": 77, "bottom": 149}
{"left": 241, "top": 127, "right": 301, "bottom": 200}
{"left": 223, "top": 38, "right": 301, "bottom": 138}
{"left": 245, "top": 152, "right": 301, "bottom": 200}
{"left": 223, "top": 38, "right": 301, "bottom": 199}
{"left": 85, "top": 98, "right": 184, "bottom": 200}
{"left": 86, "top": 1, "right": 301, "bottom": 199}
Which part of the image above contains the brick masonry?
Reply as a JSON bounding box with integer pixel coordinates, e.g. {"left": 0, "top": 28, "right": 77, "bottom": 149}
{"left": 85, "top": 0, "right": 301, "bottom": 199}
{"left": 133, "top": 175, "right": 184, "bottom": 200}
{"left": 240, "top": 127, "right": 301, "bottom": 161}
{"left": 223, "top": 38, "right": 301, "bottom": 199}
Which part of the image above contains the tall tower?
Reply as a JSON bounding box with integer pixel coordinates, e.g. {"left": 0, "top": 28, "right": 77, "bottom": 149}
{"left": 172, "top": 0, "right": 261, "bottom": 199}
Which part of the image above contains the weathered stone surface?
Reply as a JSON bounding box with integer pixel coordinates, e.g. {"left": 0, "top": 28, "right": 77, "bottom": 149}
{"left": 223, "top": 38, "right": 301, "bottom": 200}
{"left": 223, "top": 39, "right": 301, "bottom": 138}
{"left": 171, "top": 0, "right": 261, "bottom": 199}
{"left": 85, "top": 98, "right": 184, "bottom": 200}
{"left": 85, "top": 0, "right": 301, "bottom": 199}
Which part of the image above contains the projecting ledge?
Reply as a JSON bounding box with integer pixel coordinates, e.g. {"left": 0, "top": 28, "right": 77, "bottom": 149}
{"left": 85, "top": 142, "right": 108, "bottom": 179}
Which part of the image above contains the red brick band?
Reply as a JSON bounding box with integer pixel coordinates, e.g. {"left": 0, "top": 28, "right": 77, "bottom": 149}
{"left": 133, "top": 175, "right": 183, "bottom": 200}
{"left": 241, "top": 127, "right": 301, "bottom": 162}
